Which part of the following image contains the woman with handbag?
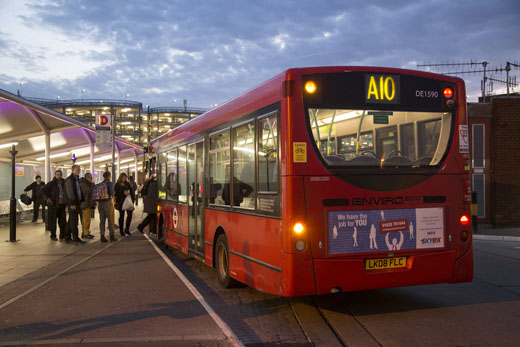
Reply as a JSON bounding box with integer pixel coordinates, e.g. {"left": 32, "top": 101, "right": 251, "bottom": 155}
{"left": 114, "top": 173, "right": 135, "bottom": 236}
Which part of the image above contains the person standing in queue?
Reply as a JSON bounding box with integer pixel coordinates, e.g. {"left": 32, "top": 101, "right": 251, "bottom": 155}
{"left": 79, "top": 172, "right": 95, "bottom": 239}
{"left": 42, "top": 170, "right": 66, "bottom": 241}
{"left": 115, "top": 173, "right": 135, "bottom": 236}
{"left": 24, "top": 175, "right": 46, "bottom": 223}
{"left": 64, "top": 165, "right": 86, "bottom": 244}
{"left": 137, "top": 172, "right": 157, "bottom": 234}
{"left": 129, "top": 175, "right": 138, "bottom": 206}
{"left": 98, "top": 171, "right": 116, "bottom": 242}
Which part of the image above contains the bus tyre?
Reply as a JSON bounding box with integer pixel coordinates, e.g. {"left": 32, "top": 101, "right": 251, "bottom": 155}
{"left": 215, "top": 234, "right": 239, "bottom": 288}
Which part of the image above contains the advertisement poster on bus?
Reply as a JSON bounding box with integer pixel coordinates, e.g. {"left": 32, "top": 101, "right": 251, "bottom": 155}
{"left": 328, "top": 207, "right": 444, "bottom": 255}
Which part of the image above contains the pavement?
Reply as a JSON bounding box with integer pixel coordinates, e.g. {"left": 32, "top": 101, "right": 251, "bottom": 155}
{"left": 0, "top": 204, "right": 237, "bottom": 346}
{"left": 0, "top": 204, "right": 151, "bottom": 289}
{"left": 473, "top": 224, "right": 520, "bottom": 241}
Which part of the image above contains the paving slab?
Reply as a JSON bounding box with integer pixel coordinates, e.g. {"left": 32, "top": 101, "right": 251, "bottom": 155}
{"left": 0, "top": 234, "right": 230, "bottom": 346}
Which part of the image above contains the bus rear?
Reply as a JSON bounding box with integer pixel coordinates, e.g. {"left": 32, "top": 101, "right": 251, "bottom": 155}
{"left": 282, "top": 67, "right": 473, "bottom": 296}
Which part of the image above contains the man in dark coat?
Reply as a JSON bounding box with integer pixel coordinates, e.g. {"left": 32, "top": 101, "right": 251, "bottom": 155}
{"left": 79, "top": 173, "right": 96, "bottom": 239}
{"left": 137, "top": 172, "right": 157, "bottom": 233}
{"left": 24, "top": 175, "right": 46, "bottom": 222}
{"left": 42, "top": 170, "right": 66, "bottom": 241}
{"left": 64, "top": 165, "right": 86, "bottom": 244}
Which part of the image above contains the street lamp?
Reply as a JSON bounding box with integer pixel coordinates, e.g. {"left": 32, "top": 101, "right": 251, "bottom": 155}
{"left": 18, "top": 82, "right": 24, "bottom": 96}
{"left": 80, "top": 88, "right": 86, "bottom": 100}
{"left": 124, "top": 94, "right": 130, "bottom": 99}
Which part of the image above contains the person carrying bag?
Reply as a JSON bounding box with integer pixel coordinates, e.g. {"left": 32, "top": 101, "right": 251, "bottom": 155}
{"left": 115, "top": 173, "right": 135, "bottom": 236}
{"left": 122, "top": 194, "right": 135, "bottom": 211}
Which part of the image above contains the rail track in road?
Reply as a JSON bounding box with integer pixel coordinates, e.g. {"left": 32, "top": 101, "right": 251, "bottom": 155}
{"left": 287, "top": 294, "right": 382, "bottom": 347}
{"left": 157, "top": 236, "right": 383, "bottom": 346}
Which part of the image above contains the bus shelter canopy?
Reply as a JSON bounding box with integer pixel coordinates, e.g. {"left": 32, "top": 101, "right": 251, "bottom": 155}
{"left": 0, "top": 88, "right": 143, "bottom": 176}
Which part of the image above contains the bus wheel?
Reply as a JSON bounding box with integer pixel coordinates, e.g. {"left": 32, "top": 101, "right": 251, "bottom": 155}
{"left": 215, "top": 234, "right": 239, "bottom": 288}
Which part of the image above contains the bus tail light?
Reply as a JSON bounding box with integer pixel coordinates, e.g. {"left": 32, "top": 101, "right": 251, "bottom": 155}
{"left": 443, "top": 87, "right": 453, "bottom": 99}
{"left": 457, "top": 213, "right": 472, "bottom": 258}
{"left": 460, "top": 214, "right": 470, "bottom": 226}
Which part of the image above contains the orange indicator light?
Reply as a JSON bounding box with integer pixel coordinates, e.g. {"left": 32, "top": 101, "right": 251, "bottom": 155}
{"left": 304, "top": 81, "right": 317, "bottom": 94}
{"left": 293, "top": 222, "right": 305, "bottom": 234}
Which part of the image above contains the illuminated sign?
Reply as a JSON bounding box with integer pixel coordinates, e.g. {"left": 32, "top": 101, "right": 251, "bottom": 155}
{"left": 365, "top": 74, "right": 400, "bottom": 104}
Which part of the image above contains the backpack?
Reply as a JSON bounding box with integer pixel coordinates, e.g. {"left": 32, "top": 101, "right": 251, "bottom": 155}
{"left": 141, "top": 179, "right": 150, "bottom": 196}
{"left": 92, "top": 182, "right": 109, "bottom": 201}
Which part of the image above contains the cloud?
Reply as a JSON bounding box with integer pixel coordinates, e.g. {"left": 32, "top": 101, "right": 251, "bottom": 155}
{"left": 0, "top": 0, "right": 519, "bottom": 107}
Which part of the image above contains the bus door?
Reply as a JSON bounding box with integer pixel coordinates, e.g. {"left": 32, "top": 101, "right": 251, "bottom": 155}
{"left": 188, "top": 141, "right": 205, "bottom": 255}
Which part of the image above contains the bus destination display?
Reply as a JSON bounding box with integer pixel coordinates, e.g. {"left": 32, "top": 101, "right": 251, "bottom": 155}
{"left": 364, "top": 74, "right": 400, "bottom": 104}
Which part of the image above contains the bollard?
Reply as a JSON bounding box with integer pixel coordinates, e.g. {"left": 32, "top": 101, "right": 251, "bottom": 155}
{"left": 471, "top": 191, "right": 478, "bottom": 234}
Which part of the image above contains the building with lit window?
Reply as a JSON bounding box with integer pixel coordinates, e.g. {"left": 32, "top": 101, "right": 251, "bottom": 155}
{"left": 24, "top": 97, "right": 208, "bottom": 146}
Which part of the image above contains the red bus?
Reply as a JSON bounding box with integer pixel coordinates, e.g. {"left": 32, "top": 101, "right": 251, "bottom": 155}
{"left": 149, "top": 66, "right": 473, "bottom": 296}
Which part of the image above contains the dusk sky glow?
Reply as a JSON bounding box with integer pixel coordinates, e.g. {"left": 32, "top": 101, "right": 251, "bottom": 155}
{"left": 1, "top": 0, "right": 519, "bottom": 108}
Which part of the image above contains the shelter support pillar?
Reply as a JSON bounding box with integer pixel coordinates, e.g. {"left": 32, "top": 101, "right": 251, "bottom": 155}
{"left": 90, "top": 142, "right": 95, "bottom": 176}
{"left": 134, "top": 150, "right": 138, "bottom": 182}
{"left": 111, "top": 107, "right": 115, "bottom": 186}
{"left": 81, "top": 129, "right": 95, "bottom": 176}
{"left": 9, "top": 145, "right": 18, "bottom": 242}
{"left": 116, "top": 145, "right": 120, "bottom": 179}
{"left": 44, "top": 132, "right": 50, "bottom": 183}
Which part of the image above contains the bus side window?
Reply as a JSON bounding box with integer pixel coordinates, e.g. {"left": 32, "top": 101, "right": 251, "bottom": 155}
{"left": 231, "top": 122, "right": 255, "bottom": 208}
{"left": 209, "top": 131, "right": 230, "bottom": 206}
{"left": 158, "top": 153, "right": 167, "bottom": 200}
{"left": 258, "top": 115, "right": 278, "bottom": 192}
{"left": 166, "top": 149, "right": 178, "bottom": 201}
{"left": 178, "top": 145, "right": 188, "bottom": 203}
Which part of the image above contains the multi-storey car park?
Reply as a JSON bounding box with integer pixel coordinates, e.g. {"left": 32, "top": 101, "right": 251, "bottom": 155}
{"left": 24, "top": 97, "right": 208, "bottom": 146}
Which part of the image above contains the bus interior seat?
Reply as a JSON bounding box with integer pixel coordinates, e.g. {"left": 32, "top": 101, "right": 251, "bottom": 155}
{"left": 412, "top": 156, "right": 433, "bottom": 166}
{"left": 345, "top": 155, "right": 379, "bottom": 166}
{"left": 383, "top": 156, "right": 414, "bottom": 167}
{"left": 324, "top": 155, "right": 348, "bottom": 164}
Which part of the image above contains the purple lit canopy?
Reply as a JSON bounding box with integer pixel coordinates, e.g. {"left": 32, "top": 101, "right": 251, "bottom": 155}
{"left": 0, "top": 88, "right": 143, "bottom": 176}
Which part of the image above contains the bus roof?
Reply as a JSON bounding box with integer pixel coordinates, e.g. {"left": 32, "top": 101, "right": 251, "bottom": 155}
{"left": 149, "top": 66, "right": 463, "bottom": 152}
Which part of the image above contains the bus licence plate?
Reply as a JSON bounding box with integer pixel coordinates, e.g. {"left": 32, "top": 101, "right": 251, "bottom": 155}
{"left": 365, "top": 257, "right": 407, "bottom": 270}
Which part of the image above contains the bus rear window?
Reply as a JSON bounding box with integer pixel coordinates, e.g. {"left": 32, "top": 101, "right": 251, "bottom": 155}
{"left": 308, "top": 109, "right": 452, "bottom": 167}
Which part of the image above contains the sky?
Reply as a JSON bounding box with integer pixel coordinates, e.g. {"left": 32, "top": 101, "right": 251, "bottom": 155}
{"left": 0, "top": 0, "right": 519, "bottom": 109}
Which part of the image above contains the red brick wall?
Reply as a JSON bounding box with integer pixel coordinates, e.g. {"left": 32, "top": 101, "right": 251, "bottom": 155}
{"left": 491, "top": 98, "right": 520, "bottom": 226}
